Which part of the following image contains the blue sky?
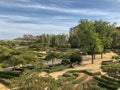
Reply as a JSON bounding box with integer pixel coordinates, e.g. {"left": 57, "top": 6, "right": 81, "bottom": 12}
{"left": 0, "top": 0, "right": 120, "bottom": 39}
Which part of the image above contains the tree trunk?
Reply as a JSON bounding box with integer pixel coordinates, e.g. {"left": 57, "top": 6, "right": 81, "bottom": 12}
{"left": 91, "top": 54, "right": 94, "bottom": 64}
{"left": 93, "top": 54, "right": 95, "bottom": 59}
{"left": 101, "top": 52, "right": 103, "bottom": 59}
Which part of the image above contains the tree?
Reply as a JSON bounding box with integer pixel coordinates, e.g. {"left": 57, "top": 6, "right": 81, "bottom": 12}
{"left": 112, "top": 29, "right": 120, "bottom": 48}
{"left": 10, "top": 55, "right": 23, "bottom": 70}
{"left": 77, "top": 19, "right": 103, "bottom": 64}
{"left": 94, "top": 20, "right": 116, "bottom": 58}
{"left": 70, "top": 53, "right": 82, "bottom": 67}
{"left": 69, "top": 34, "right": 80, "bottom": 48}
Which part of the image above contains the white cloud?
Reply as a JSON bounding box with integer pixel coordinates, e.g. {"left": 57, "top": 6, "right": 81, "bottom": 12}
{"left": 0, "top": 1, "right": 108, "bottom": 16}
{"left": 0, "top": 19, "right": 70, "bottom": 39}
{"left": 17, "top": 4, "right": 109, "bottom": 16}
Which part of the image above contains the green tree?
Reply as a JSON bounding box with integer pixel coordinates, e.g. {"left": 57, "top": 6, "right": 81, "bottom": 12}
{"left": 70, "top": 53, "right": 82, "bottom": 67}
{"left": 77, "top": 19, "right": 103, "bottom": 64}
{"left": 69, "top": 34, "right": 80, "bottom": 48}
{"left": 112, "top": 29, "right": 120, "bottom": 48}
{"left": 94, "top": 20, "right": 116, "bottom": 58}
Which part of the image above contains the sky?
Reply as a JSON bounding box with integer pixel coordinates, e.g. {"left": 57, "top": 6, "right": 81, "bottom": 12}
{"left": 0, "top": 0, "right": 120, "bottom": 40}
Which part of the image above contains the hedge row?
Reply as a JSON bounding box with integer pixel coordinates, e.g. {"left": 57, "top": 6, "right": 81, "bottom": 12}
{"left": 0, "top": 71, "right": 20, "bottom": 77}
{"left": 45, "top": 64, "right": 70, "bottom": 73}
{"left": 63, "top": 73, "right": 71, "bottom": 77}
{"left": 72, "top": 74, "right": 88, "bottom": 84}
{"left": 0, "top": 78, "right": 10, "bottom": 87}
{"left": 66, "top": 70, "right": 101, "bottom": 76}
{"left": 94, "top": 76, "right": 119, "bottom": 90}
{"left": 60, "top": 76, "right": 76, "bottom": 83}
{"left": 0, "top": 74, "right": 15, "bottom": 79}
{"left": 101, "top": 75, "right": 120, "bottom": 83}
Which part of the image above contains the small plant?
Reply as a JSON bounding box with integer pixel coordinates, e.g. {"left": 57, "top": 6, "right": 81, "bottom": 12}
{"left": 112, "top": 55, "right": 120, "bottom": 60}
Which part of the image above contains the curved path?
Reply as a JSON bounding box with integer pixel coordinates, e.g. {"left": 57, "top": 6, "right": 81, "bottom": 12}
{"left": 48, "top": 52, "right": 116, "bottom": 79}
{"left": 0, "top": 83, "right": 9, "bottom": 90}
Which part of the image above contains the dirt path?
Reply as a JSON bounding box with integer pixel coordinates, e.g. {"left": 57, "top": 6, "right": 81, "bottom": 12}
{"left": 49, "top": 52, "right": 116, "bottom": 79}
{"left": 77, "top": 73, "right": 85, "bottom": 79}
{"left": 83, "top": 76, "right": 93, "bottom": 83}
{"left": 0, "top": 83, "right": 9, "bottom": 90}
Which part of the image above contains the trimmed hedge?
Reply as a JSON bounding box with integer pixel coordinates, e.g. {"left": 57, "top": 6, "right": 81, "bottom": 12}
{"left": 101, "top": 75, "right": 120, "bottom": 83}
{"left": 101, "top": 61, "right": 113, "bottom": 65}
{"left": 60, "top": 76, "right": 76, "bottom": 83}
{"left": 72, "top": 72, "right": 80, "bottom": 77}
{"left": 66, "top": 70, "right": 101, "bottom": 76}
{"left": 0, "top": 74, "right": 15, "bottom": 79}
{"left": 0, "top": 78, "right": 10, "bottom": 87}
{"left": 94, "top": 76, "right": 119, "bottom": 90}
{"left": 63, "top": 73, "right": 71, "bottom": 77}
{"left": 45, "top": 64, "right": 70, "bottom": 73}
{"left": 72, "top": 74, "right": 88, "bottom": 84}
{"left": 0, "top": 71, "right": 20, "bottom": 77}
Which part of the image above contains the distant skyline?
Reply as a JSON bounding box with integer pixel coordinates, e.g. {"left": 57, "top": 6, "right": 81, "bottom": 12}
{"left": 0, "top": 0, "right": 120, "bottom": 39}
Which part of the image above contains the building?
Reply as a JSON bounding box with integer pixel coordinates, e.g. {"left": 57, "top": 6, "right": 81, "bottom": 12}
{"left": 69, "top": 25, "right": 79, "bottom": 35}
{"left": 116, "top": 26, "right": 120, "bottom": 31}
{"left": 14, "top": 34, "right": 37, "bottom": 41}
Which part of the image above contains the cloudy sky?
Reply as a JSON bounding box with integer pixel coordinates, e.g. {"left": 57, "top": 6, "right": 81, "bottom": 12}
{"left": 0, "top": 0, "right": 120, "bottom": 39}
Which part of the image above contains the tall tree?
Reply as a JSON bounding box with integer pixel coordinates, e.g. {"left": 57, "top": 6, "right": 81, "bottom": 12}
{"left": 77, "top": 19, "right": 103, "bottom": 64}
{"left": 94, "top": 20, "right": 116, "bottom": 58}
{"left": 112, "top": 29, "right": 120, "bottom": 48}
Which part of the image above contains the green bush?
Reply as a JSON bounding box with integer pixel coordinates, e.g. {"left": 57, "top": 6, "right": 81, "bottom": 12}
{"left": 62, "top": 83, "right": 74, "bottom": 90}
{"left": 60, "top": 76, "right": 76, "bottom": 83}
{"left": 0, "top": 74, "right": 15, "bottom": 79}
{"left": 94, "top": 76, "right": 119, "bottom": 90}
{"left": 0, "top": 71, "right": 20, "bottom": 77}
{"left": 73, "top": 72, "right": 80, "bottom": 77}
{"left": 0, "top": 78, "right": 10, "bottom": 87}
{"left": 70, "top": 53, "right": 82, "bottom": 64}
{"left": 112, "top": 55, "right": 120, "bottom": 60}
{"left": 101, "top": 61, "right": 113, "bottom": 65}
{"left": 72, "top": 74, "right": 88, "bottom": 84}
{"left": 63, "top": 73, "right": 71, "bottom": 77}
{"left": 101, "top": 75, "right": 120, "bottom": 83}
{"left": 45, "top": 64, "right": 70, "bottom": 73}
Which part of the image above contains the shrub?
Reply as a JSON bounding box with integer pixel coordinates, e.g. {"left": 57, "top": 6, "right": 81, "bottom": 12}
{"left": 94, "top": 76, "right": 119, "bottom": 90}
{"left": 0, "top": 71, "right": 20, "bottom": 77}
{"left": 70, "top": 53, "right": 82, "bottom": 64}
{"left": 45, "top": 64, "right": 70, "bottom": 73}
{"left": 61, "top": 59, "right": 70, "bottom": 65}
{"left": 63, "top": 73, "right": 71, "bottom": 77}
{"left": 62, "top": 83, "right": 74, "bottom": 90}
{"left": 0, "top": 78, "right": 10, "bottom": 87}
{"left": 60, "top": 76, "right": 76, "bottom": 83}
{"left": 101, "top": 75, "right": 120, "bottom": 83}
{"left": 72, "top": 72, "right": 80, "bottom": 77}
{"left": 72, "top": 74, "right": 88, "bottom": 84}
{"left": 0, "top": 74, "right": 15, "bottom": 79}
{"left": 112, "top": 55, "right": 120, "bottom": 60}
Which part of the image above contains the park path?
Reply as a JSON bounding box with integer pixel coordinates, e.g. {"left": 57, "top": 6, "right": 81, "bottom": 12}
{"left": 0, "top": 83, "right": 9, "bottom": 90}
{"left": 48, "top": 52, "right": 116, "bottom": 79}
